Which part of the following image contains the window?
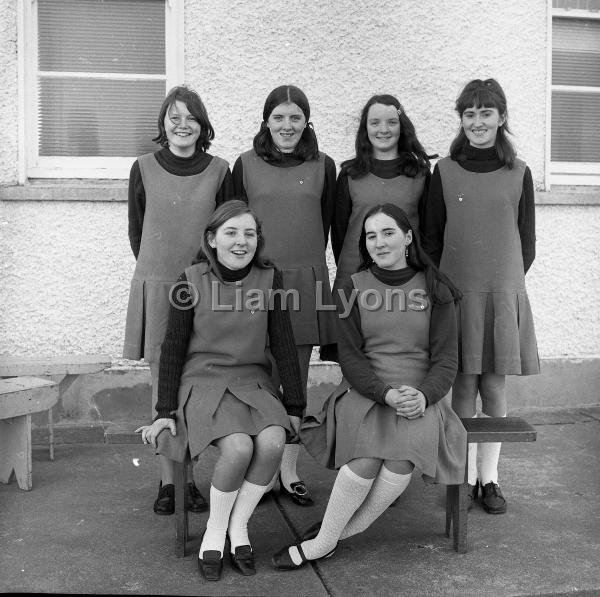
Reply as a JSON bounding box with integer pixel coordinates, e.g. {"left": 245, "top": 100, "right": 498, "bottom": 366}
{"left": 19, "top": 0, "right": 183, "bottom": 180}
{"left": 551, "top": 0, "right": 600, "bottom": 185}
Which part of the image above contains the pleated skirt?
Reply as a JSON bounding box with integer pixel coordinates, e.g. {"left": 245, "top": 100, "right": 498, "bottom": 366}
{"left": 300, "top": 383, "right": 467, "bottom": 485}
{"left": 458, "top": 291, "right": 539, "bottom": 375}
{"left": 123, "top": 278, "right": 173, "bottom": 362}
{"left": 156, "top": 382, "right": 291, "bottom": 463}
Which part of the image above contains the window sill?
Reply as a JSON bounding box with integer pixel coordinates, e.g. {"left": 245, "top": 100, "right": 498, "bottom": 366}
{"left": 536, "top": 187, "right": 600, "bottom": 206}
{"left": 0, "top": 179, "right": 128, "bottom": 202}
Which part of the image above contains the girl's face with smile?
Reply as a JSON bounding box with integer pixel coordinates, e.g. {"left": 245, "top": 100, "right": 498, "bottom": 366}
{"left": 366, "top": 103, "right": 401, "bottom": 159}
{"left": 461, "top": 105, "right": 505, "bottom": 149}
{"left": 267, "top": 102, "right": 306, "bottom": 153}
{"left": 209, "top": 213, "right": 258, "bottom": 271}
{"left": 164, "top": 100, "right": 201, "bottom": 157}
{"left": 365, "top": 213, "right": 412, "bottom": 271}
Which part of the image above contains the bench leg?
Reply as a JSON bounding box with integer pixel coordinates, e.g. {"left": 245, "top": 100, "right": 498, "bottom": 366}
{"left": 175, "top": 460, "right": 188, "bottom": 557}
{"left": 453, "top": 483, "right": 469, "bottom": 553}
{"left": 0, "top": 415, "right": 33, "bottom": 490}
{"left": 48, "top": 406, "right": 54, "bottom": 461}
{"left": 445, "top": 485, "right": 454, "bottom": 537}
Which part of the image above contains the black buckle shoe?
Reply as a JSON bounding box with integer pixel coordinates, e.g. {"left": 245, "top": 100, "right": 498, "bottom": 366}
{"left": 480, "top": 482, "right": 507, "bottom": 514}
{"left": 198, "top": 550, "right": 223, "bottom": 581}
{"left": 153, "top": 482, "right": 174, "bottom": 516}
{"left": 229, "top": 545, "right": 256, "bottom": 576}
{"left": 281, "top": 477, "right": 314, "bottom": 507}
{"left": 186, "top": 482, "right": 208, "bottom": 513}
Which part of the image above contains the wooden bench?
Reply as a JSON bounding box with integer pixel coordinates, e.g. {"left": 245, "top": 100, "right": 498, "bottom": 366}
{"left": 445, "top": 416, "right": 537, "bottom": 553}
{"left": 0, "top": 354, "right": 111, "bottom": 460}
{"left": 0, "top": 377, "right": 59, "bottom": 490}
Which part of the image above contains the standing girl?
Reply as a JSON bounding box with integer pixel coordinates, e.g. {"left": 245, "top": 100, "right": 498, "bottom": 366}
{"left": 272, "top": 204, "right": 466, "bottom": 569}
{"left": 332, "top": 94, "right": 431, "bottom": 293}
{"left": 124, "top": 85, "right": 233, "bottom": 515}
{"left": 138, "top": 200, "right": 304, "bottom": 581}
{"left": 232, "top": 85, "right": 337, "bottom": 505}
{"left": 422, "top": 78, "right": 539, "bottom": 513}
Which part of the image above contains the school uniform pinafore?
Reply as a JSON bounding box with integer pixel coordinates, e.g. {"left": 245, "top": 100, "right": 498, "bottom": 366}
{"left": 301, "top": 269, "right": 466, "bottom": 485}
{"left": 437, "top": 157, "right": 539, "bottom": 375}
{"left": 123, "top": 153, "right": 229, "bottom": 362}
{"left": 156, "top": 263, "right": 291, "bottom": 463}
{"left": 333, "top": 173, "right": 425, "bottom": 292}
{"left": 240, "top": 150, "right": 337, "bottom": 346}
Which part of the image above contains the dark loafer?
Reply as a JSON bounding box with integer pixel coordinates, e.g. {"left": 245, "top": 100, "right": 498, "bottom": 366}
{"left": 480, "top": 482, "right": 507, "bottom": 514}
{"left": 186, "top": 482, "right": 208, "bottom": 513}
{"left": 229, "top": 545, "right": 256, "bottom": 576}
{"left": 198, "top": 550, "right": 223, "bottom": 581}
{"left": 467, "top": 480, "right": 479, "bottom": 510}
{"left": 282, "top": 479, "right": 314, "bottom": 507}
{"left": 153, "top": 482, "right": 174, "bottom": 516}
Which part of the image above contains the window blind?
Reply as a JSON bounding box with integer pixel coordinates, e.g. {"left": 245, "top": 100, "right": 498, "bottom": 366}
{"left": 551, "top": 17, "right": 600, "bottom": 163}
{"left": 37, "top": 0, "right": 165, "bottom": 157}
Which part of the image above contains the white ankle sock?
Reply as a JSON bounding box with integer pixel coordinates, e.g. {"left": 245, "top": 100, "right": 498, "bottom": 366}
{"left": 339, "top": 465, "right": 412, "bottom": 540}
{"left": 479, "top": 442, "right": 502, "bottom": 485}
{"left": 288, "top": 465, "right": 373, "bottom": 565}
{"left": 280, "top": 444, "right": 300, "bottom": 491}
{"left": 227, "top": 480, "right": 266, "bottom": 552}
{"left": 199, "top": 485, "right": 238, "bottom": 557}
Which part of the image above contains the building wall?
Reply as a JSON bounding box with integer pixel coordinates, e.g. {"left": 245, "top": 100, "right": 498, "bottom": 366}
{"left": 1, "top": 0, "right": 599, "bottom": 366}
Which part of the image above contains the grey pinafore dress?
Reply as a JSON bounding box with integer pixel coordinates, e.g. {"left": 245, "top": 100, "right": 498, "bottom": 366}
{"left": 156, "top": 263, "right": 290, "bottom": 463}
{"left": 123, "top": 152, "right": 229, "bottom": 363}
{"left": 301, "top": 270, "right": 466, "bottom": 485}
{"left": 333, "top": 173, "right": 425, "bottom": 292}
{"left": 437, "top": 158, "right": 539, "bottom": 375}
{"left": 240, "top": 150, "right": 337, "bottom": 346}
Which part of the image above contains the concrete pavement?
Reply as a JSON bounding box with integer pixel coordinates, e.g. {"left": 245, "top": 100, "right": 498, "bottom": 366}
{"left": 1, "top": 407, "right": 600, "bottom": 596}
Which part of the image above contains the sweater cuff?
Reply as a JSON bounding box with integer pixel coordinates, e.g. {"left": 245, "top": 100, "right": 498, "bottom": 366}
{"left": 154, "top": 410, "right": 176, "bottom": 421}
{"left": 286, "top": 404, "right": 304, "bottom": 418}
{"left": 376, "top": 384, "right": 394, "bottom": 405}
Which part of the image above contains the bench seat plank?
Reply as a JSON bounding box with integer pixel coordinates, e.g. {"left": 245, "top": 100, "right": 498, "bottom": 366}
{"left": 461, "top": 417, "right": 537, "bottom": 443}
{"left": 0, "top": 354, "right": 111, "bottom": 377}
{"left": 0, "top": 377, "right": 59, "bottom": 419}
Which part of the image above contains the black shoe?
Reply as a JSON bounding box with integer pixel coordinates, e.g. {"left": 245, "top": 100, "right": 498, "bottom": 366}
{"left": 480, "top": 482, "right": 507, "bottom": 514}
{"left": 280, "top": 476, "right": 314, "bottom": 507}
{"left": 186, "top": 482, "right": 208, "bottom": 513}
{"left": 229, "top": 545, "right": 256, "bottom": 576}
{"left": 467, "top": 480, "right": 479, "bottom": 510}
{"left": 153, "top": 482, "right": 174, "bottom": 516}
{"left": 271, "top": 542, "right": 336, "bottom": 571}
{"left": 198, "top": 550, "right": 223, "bottom": 581}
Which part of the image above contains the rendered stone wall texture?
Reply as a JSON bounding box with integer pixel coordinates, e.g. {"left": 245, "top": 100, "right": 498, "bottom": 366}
{"left": 1, "top": 0, "right": 599, "bottom": 362}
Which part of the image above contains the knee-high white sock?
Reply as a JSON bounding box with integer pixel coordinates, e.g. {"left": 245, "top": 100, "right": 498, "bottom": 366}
{"left": 339, "top": 465, "right": 412, "bottom": 540}
{"left": 466, "top": 413, "right": 478, "bottom": 485}
{"left": 199, "top": 485, "right": 238, "bottom": 557}
{"left": 479, "top": 442, "right": 502, "bottom": 485}
{"left": 227, "top": 480, "right": 266, "bottom": 552}
{"left": 288, "top": 465, "right": 374, "bottom": 564}
{"left": 279, "top": 443, "right": 300, "bottom": 491}
{"left": 468, "top": 442, "right": 479, "bottom": 485}
{"left": 478, "top": 413, "right": 505, "bottom": 485}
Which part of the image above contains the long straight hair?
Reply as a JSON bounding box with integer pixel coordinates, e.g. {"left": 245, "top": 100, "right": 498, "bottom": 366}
{"left": 341, "top": 94, "right": 431, "bottom": 179}
{"left": 252, "top": 85, "right": 320, "bottom": 162}
{"left": 358, "top": 203, "right": 461, "bottom": 305}
{"left": 449, "top": 78, "right": 516, "bottom": 169}
{"left": 194, "top": 200, "right": 272, "bottom": 279}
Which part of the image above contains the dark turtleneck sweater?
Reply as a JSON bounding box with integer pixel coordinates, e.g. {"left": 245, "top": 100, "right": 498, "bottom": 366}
{"left": 422, "top": 145, "right": 535, "bottom": 272}
{"left": 332, "top": 156, "right": 431, "bottom": 261}
{"left": 334, "top": 265, "right": 458, "bottom": 407}
{"left": 232, "top": 152, "right": 337, "bottom": 245}
{"left": 155, "top": 262, "right": 305, "bottom": 420}
{"left": 128, "top": 147, "right": 234, "bottom": 258}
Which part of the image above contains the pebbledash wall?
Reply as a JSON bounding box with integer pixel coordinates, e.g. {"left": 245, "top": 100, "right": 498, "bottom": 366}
{"left": 0, "top": 0, "right": 598, "bottom": 431}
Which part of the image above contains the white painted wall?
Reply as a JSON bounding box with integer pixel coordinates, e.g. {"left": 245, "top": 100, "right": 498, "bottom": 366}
{"left": 1, "top": 0, "right": 599, "bottom": 361}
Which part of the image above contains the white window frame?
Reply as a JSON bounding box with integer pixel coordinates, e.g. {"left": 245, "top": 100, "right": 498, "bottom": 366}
{"left": 17, "top": 0, "right": 184, "bottom": 183}
{"left": 549, "top": 6, "right": 600, "bottom": 187}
